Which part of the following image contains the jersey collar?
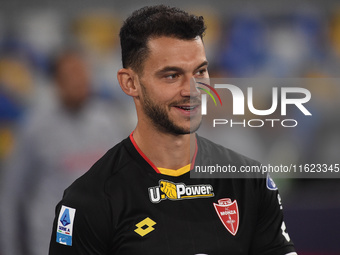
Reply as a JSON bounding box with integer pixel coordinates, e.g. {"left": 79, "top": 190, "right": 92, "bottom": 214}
{"left": 129, "top": 132, "right": 198, "bottom": 176}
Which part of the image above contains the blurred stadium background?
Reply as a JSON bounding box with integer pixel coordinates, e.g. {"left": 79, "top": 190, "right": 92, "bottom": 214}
{"left": 0, "top": 0, "right": 340, "bottom": 254}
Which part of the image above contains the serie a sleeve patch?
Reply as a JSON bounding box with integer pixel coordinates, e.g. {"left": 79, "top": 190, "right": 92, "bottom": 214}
{"left": 56, "top": 205, "right": 76, "bottom": 246}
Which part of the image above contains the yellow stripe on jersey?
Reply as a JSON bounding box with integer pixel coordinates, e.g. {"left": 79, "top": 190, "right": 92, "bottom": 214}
{"left": 158, "top": 163, "right": 191, "bottom": 177}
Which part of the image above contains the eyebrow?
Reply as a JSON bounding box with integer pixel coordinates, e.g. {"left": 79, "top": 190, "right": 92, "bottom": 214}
{"left": 194, "top": 60, "right": 209, "bottom": 72}
{"left": 155, "top": 60, "right": 209, "bottom": 77}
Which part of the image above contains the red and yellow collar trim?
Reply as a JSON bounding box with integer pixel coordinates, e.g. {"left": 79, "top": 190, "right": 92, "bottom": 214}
{"left": 129, "top": 132, "right": 198, "bottom": 176}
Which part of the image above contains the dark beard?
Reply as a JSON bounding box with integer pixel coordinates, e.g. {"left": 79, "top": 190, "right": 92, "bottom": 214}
{"left": 140, "top": 83, "right": 201, "bottom": 135}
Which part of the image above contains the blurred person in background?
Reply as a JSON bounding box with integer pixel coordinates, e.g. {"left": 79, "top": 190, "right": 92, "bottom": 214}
{"left": 0, "top": 49, "right": 126, "bottom": 255}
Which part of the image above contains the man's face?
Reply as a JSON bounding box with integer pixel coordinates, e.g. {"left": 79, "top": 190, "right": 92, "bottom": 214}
{"left": 56, "top": 54, "right": 91, "bottom": 111}
{"left": 136, "top": 36, "right": 209, "bottom": 135}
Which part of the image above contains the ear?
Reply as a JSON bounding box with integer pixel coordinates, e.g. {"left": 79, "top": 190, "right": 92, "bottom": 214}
{"left": 117, "top": 68, "right": 139, "bottom": 97}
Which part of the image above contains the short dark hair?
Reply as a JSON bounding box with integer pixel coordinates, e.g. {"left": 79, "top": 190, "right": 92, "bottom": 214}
{"left": 119, "top": 5, "right": 206, "bottom": 73}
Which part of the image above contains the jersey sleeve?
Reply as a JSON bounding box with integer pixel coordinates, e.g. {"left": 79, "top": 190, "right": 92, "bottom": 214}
{"left": 249, "top": 175, "right": 296, "bottom": 255}
{"left": 49, "top": 181, "right": 113, "bottom": 255}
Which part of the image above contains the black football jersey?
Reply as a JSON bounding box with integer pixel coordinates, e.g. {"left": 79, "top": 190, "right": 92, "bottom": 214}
{"left": 49, "top": 134, "right": 296, "bottom": 255}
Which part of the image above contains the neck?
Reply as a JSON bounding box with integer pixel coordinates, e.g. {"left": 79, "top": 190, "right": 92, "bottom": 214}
{"left": 132, "top": 123, "right": 196, "bottom": 170}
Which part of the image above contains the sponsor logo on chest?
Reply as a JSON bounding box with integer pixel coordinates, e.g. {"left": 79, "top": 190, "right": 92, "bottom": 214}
{"left": 148, "top": 180, "right": 214, "bottom": 203}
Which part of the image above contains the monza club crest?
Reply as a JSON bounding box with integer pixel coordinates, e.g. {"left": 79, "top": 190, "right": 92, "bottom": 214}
{"left": 213, "top": 198, "right": 239, "bottom": 236}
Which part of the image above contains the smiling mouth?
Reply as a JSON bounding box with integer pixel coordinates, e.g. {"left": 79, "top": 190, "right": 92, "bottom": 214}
{"left": 175, "top": 105, "right": 198, "bottom": 111}
{"left": 171, "top": 98, "right": 201, "bottom": 113}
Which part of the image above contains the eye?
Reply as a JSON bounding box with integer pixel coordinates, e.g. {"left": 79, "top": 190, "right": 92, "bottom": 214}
{"left": 195, "top": 68, "right": 207, "bottom": 77}
{"left": 165, "top": 73, "right": 180, "bottom": 80}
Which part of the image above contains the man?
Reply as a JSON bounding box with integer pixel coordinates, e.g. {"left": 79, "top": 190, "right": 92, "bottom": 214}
{"left": 49, "top": 5, "right": 297, "bottom": 255}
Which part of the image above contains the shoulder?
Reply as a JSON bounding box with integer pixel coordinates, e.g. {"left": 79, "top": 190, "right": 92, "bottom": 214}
{"left": 196, "top": 135, "right": 260, "bottom": 166}
{"left": 61, "top": 137, "right": 131, "bottom": 205}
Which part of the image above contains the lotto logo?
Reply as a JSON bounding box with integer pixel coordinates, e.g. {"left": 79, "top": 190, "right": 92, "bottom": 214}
{"left": 134, "top": 217, "right": 156, "bottom": 237}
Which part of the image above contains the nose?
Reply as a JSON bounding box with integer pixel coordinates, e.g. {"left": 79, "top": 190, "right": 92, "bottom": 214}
{"left": 180, "top": 77, "right": 200, "bottom": 98}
